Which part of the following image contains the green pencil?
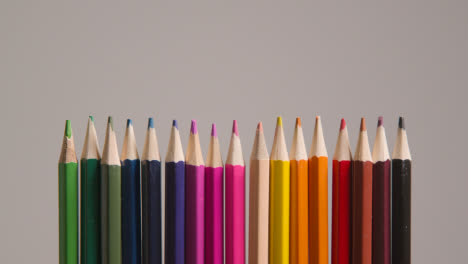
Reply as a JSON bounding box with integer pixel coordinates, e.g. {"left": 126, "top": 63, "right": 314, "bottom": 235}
{"left": 101, "top": 117, "right": 122, "bottom": 264}
{"left": 59, "top": 120, "right": 78, "bottom": 264}
{"left": 81, "top": 116, "right": 101, "bottom": 264}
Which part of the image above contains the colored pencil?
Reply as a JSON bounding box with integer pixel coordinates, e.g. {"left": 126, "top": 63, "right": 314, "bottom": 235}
{"left": 391, "top": 117, "right": 412, "bottom": 264}
{"left": 309, "top": 116, "right": 328, "bottom": 264}
{"left": 142, "top": 118, "right": 162, "bottom": 264}
{"left": 269, "top": 117, "right": 290, "bottom": 264}
{"left": 331, "top": 119, "right": 352, "bottom": 264}
{"left": 205, "top": 124, "right": 224, "bottom": 264}
{"left": 248, "top": 122, "right": 269, "bottom": 264}
{"left": 225, "top": 120, "right": 246, "bottom": 264}
{"left": 121, "top": 119, "right": 141, "bottom": 264}
{"left": 185, "top": 120, "right": 205, "bottom": 264}
{"left": 372, "top": 117, "right": 391, "bottom": 264}
{"left": 289, "top": 117, "right": 309, "bottom": 264}
{"left": 81, "top": 116, "right": 101, "bottom": 264}
{"left": 101, "top": 117, "right": 122, "bottom": 264}
{"left": 352, "top": 118, "right": 373, "bottom": 264}
{"left": 165, "top": 120, "right": 185, "bottom": 264}
{"left": 59, "top": 120, "right": 78, "bottom": 264}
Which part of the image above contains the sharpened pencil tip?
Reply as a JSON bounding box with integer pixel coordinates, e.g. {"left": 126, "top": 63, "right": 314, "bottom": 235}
{"left": 340, "top": 118, "right": 346, "bottom": 130}
{"left": 296, "top": 117, "right": 301, "bottom": 127}
{"left": 211, "top": 123, "right": 217, "bottom": 137}
{"left": 257, "top": 122, "right": 263, "bottom": 132}
{"left": 233, "top": 120, "right": 239, "bottom": 136}
{"left": 277, "top": 116, "right": 283, "bottom": 127}
{"left": 148, "top": 118, "right": 154, "bottom": 129}
{"left": 191, "top": 120, "right": 198, "bottom": 134}
{"left": 172, "top": 119, "right": 178, "bottom": 129}
{"left": 399, "top": 116, "right": 405, "bottom": 129}
{"left": 65, "top": 120, "right": 72, "bottom": 138}
{"left": 127, "top": 119, "right": 132, "bottom": 127}
{"left": 89, "top": 116, "right": 94, "bottom": 122}
{"left": 107, "top": 116, "right": 113, "bottom": 130}
{"left": 378, "top": 116, "right": 383, "bottom": 127}
{"left": 360, "top": 117, "right": 366, "bottom": 131}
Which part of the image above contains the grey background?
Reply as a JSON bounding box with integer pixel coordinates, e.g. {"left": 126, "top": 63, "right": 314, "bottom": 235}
{"left": 1, "top": 1, "right": 467, "bottom": 263}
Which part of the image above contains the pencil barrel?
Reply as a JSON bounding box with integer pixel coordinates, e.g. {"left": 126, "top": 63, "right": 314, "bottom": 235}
{"left": 372, "top": 160, "right": 391, "bottom": 264}
{"left": 185, "top": 164, "right": 205, "bottom": 264}
{"left": 205, "top": 167, "right": 224, "bottom": 264}
{"left": 290, "top": 160, "right": 309, "bottom": 264}
{"left": 101, "top": 164, "right": 121, "bottom": 264}
{"left": 59, "top": 162, "right": 79, "bottom": 264}
{"left": 80, "top": 159, "right": 100, "bottom": 264}
{"left": 391, "top": 160, "right": 411, "bottom": 264}
{"left": 142, "top": 160, "right": 162, "bottom": 264}
{"left": 165, "top": 161, "right": 185, "bottom": 264}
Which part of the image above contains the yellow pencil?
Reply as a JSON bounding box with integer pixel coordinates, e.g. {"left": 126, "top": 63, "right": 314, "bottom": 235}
{"left": 269, "top": 117, "right": 290, "bottom": 264}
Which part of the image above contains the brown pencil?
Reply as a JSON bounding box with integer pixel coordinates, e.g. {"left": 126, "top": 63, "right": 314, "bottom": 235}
{"left": 352, "top": 118, "right": 373, "bottom": 264}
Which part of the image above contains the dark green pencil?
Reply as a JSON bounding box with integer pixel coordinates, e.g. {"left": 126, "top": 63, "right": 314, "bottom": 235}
{"left": 81, "top": 116, "right": 101, "bottom": 264}
{"left": 101, "top": 117, "right": 122, "bottom": 264}
{"left": 59, "top": 120, "right": 78, "bottom": 264}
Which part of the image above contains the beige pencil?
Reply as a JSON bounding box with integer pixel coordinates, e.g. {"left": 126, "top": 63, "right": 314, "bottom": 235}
{"left": 249, "top": 122, "right": 270, "bottom": 264}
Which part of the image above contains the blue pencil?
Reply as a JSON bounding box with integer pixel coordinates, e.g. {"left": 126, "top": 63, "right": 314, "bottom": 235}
{"left": 121, "top": 119, "right": 141, "bottom": 264}
{"left": 142, "top": 118, "right": 162, "bottom": 264}
{"left": 165, "top": 120, "right": 185, "bottom": 264}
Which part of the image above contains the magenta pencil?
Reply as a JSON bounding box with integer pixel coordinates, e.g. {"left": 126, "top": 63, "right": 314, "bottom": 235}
{"left": 205, "top": 124, "right": 224, "bottom": 264}
{"left": 225, "top": 120, "right": 246, "bottom": 264}
{"left": 185, "top": 120, "right": 205, "bottom": 264}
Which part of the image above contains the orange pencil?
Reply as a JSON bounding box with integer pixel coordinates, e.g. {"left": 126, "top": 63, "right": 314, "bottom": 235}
{"left": 309, "top": 116, "right": 328, "bottom": 264}
{"left": 289, "top": 118, "right": 309, "bottom": 264}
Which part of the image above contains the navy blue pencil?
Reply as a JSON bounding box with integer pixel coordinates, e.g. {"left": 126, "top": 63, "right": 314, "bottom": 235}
{"left": 121, "top": 119, "right": 141, "bottom": 264}
{"left": 142, "top": 118, "right": 162, "bottom": 264}
{"left": 165, "top": 120, "right": 185, "bottom": 264}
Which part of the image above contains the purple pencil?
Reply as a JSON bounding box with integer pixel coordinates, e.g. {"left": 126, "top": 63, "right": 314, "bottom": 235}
{"left": 185, "top": 120, "right": 205, "bottom": 264}
{"left": 205, "top": 124, "right": 224, "bottom": 264}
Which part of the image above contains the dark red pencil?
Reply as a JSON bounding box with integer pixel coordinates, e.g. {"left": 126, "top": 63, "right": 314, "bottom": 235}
{"left": 371, "top": 117, "right": 391, "bottom": 264}
{"left": 352, "top": 118, "right": 373, "bottom": 264}
{"left": 332, "top": 119, "right": 352, "bottom": 264}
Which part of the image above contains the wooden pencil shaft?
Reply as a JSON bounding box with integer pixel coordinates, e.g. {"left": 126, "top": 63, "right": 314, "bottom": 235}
{"left": 248, "top": 159, "right": 269, "bottom": 264}
{"left": 142, "top": 160, "right": 162, "bottom": 264}
{"left": 372, "top": 160, "right": 391, "bottom": 264}
{"left": 352, "top": 161, "right": 373, "bottom": 264}
{"left": 81, "top": 159, "right": 100, "bottom": 264}
{"left": 391, "top": 160, "right": 411, "bottom": 264}
{"left": 290, "top": 159, "right": 309, "bottom": 264}
{"left": 309, "top": 156, "right": 328, "bottom": 264}
{"left": 59, "top": 162, "right": 78, "bottom": 264}
{"left": 101, "top": 164, "right": 121, "bottom": 264}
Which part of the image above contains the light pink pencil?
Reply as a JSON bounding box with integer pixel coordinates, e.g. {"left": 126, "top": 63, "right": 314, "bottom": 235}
{"left": 225, "top": 120, "right": 246, "bottom": 264}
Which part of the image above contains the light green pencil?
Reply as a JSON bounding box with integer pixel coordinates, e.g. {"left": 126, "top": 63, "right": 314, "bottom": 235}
{"left": 101, "top": 117, "right": 122, "bottom": 264}
{"left": 59, "top": 120, "right": 78, "bottom": 264}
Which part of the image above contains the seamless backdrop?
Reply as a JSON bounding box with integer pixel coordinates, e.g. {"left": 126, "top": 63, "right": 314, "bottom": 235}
{"left": 1, "top": 1, "right": 467, "bottom": 263}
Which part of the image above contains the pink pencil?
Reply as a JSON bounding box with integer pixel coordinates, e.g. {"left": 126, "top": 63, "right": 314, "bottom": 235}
{"left": 186, "top": 120, "right": 205, "bottom": 264}
{"left": 205, "top": 124, "right": 224, "bottom": 264}
{"left": 225, "top": 120, "right": 246, "bottom": 264}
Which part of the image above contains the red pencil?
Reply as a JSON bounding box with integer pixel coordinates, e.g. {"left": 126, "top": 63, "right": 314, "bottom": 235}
{"left": 332, "top": 119, "right": 352, "bottom": 264}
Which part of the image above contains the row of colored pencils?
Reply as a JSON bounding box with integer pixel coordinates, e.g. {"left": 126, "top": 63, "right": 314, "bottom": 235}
{"left": 58, "top": 116, "right": 411, "bottom": 264}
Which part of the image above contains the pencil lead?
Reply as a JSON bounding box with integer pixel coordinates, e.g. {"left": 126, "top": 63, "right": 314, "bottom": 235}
{"left": 233, "top": 120, "right": 239, "bottom": 136}
{"left": 360, "top": 117, "right": 366, "bottom": 131}
{"left": 277, "top": 116, "right": 283, "bottom": 127}
{"left": 296, "top": 117, "right": 301, "bottom": 127}
{"left": 173, "top": 119, "right": 178, "bottom": 129}
{"left": 108, "top": 116, "right": 114, "bottom": 130}
{"left": 191, "top": 120, "right": 198, "bottom": 134}
{"left": 378, "top": 116, "right": 383, "bottom": 127}
{"left": 65, "top": 120, "right": 72, "bottom": 138}
{"left": 127, "top": 119, "right": 133, "bottom": 127}
{"left": 257, "top": 122, "right": 263, "bottom": 132}
{"left": 211, "top": 123, "right": 217, "bottom": 137}
{"left": 399, "top": 116, "right": 405, "bottom": 130}
{"left": 148, "top": 117, "right": 154, "bottom": 129}
{"left": 89, "top": 116, "right": 94, "bottom": 122}
{"left": 340, "top": 118, "right": 346, "bottom": 130}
